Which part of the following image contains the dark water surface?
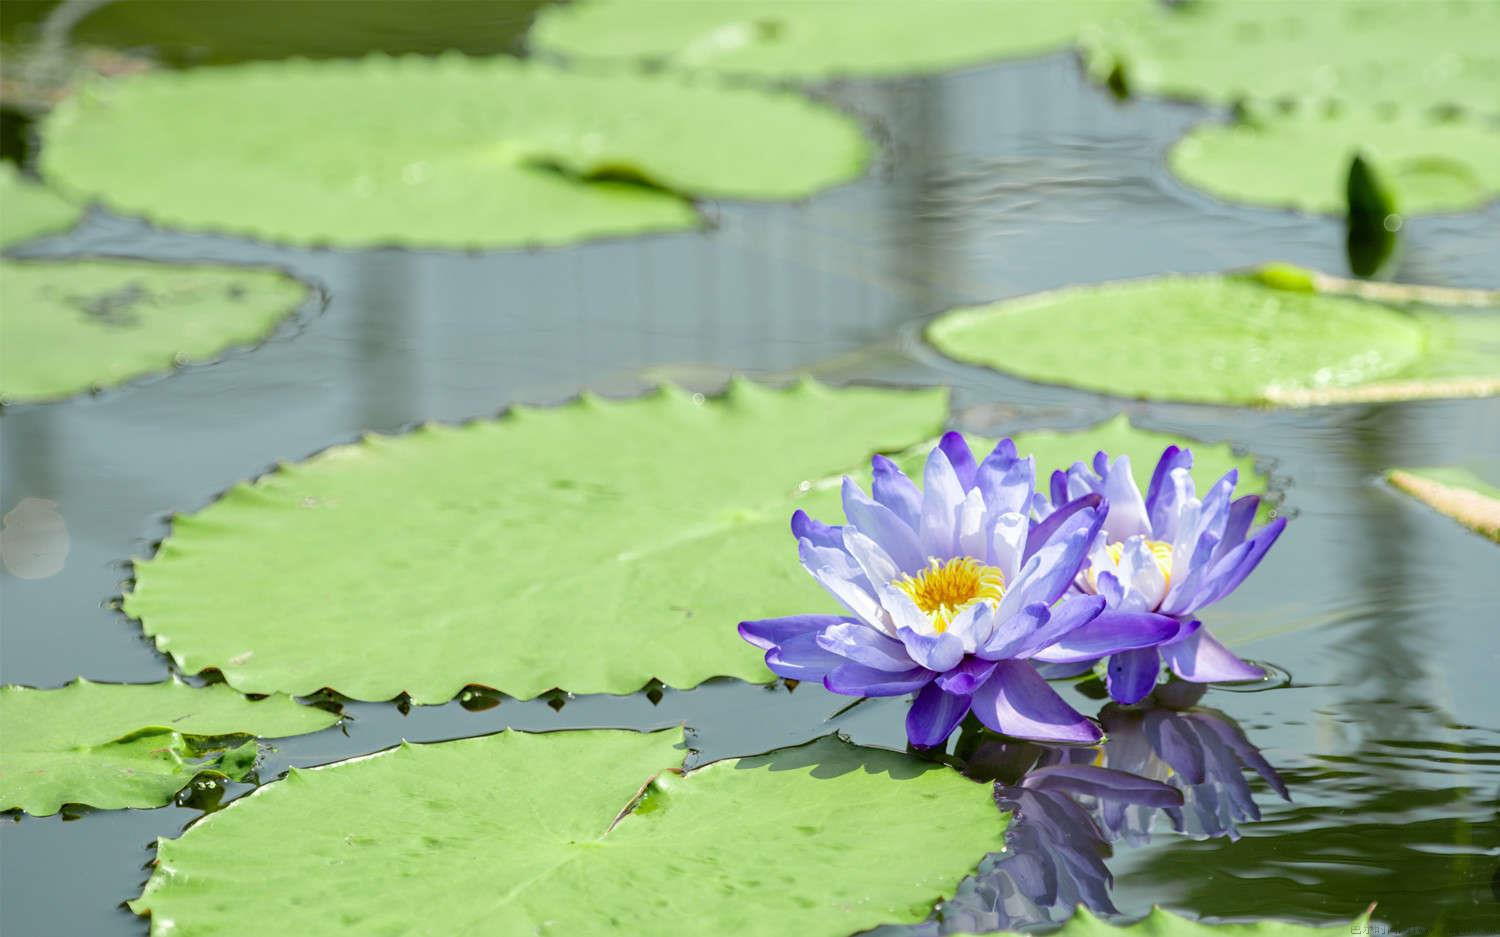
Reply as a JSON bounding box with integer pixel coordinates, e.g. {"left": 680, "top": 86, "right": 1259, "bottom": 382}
{"left": 3, "top": 8, "right": 1500, "bottom": 936}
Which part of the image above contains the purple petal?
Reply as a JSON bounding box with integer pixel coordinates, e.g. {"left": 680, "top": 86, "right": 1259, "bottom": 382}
{"left": 1145, "top": 445, "right": 1193, "bottom": 534}
{"left": 798, "top": 538, "right": 883, "bottom": 627}
{"left": 1213, "top": 495, "right": 1260, "bottom": 563}
{"left": 841, "top": 477, "right": 925, "bottom": 574}
{"left": 816, "top": 621, "right": 915, "bottom": 672}
{"left": 1011, "top": 594, "right": 1108, "bottom": 660}
{"left": 1049, "top": 469, "right": 1069, "bottom": 510}
{"left": 1101, "top": 455, "right": 1151, "bottom": 540}
{"left": 972, "top": 659, "right": 1102, "bottom": 744}
{"left": 938, "top": 431, "right": 979, "bottom": 490}
{"left": 1106, "top": 647, "right": 1161, "bottom": 704}
{"left": 935, "top": 656, "right": 997, "bottom": 695}
{"left": 906, "top": 683, "right": 973, "bottom": 748}
{"left": 1185, "top": 517, "right": 1287, "bottom": 612}
{"left": 1160, "top": 628, "right": 1265, "bottom": 683}
{"left": 919, "top": 446, "right": 967, "bottom": 557}
{"left": 824, "top": 662, "right": 933, "bottom": 697}
{"left": 1030, "top": 609, "right": 1179, "bottom": 663}
{"left": 870, "top": 454, "right": 922, "bottom": 530}
{"left": 1024, "top": 493, "right": 1103, "bottom": 563}
{"left": 1004, "top": 510, "right": 1104, "bottom": 613}
{"left": 790, "top": 509, "right": 843, "bottom": 549}
{"left": 1022, "top": 764, "right": 1184, "bottom": 808}
{"left": 764, "top": 632, "right": 845, "bottom": 681}
{"left": 977, "top": 602, "right": 1050, "bottom": 661}
{"left": 974, "top": 438, "right": 1035, "bottom": 516}
{"left": 739, "top": 614, "right": 847, "bottom": 650}
{"left": 897, "top": 626, "right": 966, "bottom": 673}
{"left": 1034, "top": 660, "right": 1097, "bottom": 679}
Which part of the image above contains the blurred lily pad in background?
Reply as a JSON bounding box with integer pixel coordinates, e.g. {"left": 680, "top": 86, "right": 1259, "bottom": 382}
{"left": 131, "top": 730, "right": 1005, "bottom": 936}
{"left": 1388, "top": 466, "right": 1500, "bottom": 543}
{"left": 39, "top": 56, "right": 869, "bottom": 249}
{"left": 0, "top": 258, "right": 310, "bottom": 404}
{"left": 0, "top": 678, "right": 338, "bottom": 815}
{"left": 927, "top": 273, "right": 1500, "bottom": 407}
{"left": 0, "top": 163, "right": 82, "bottom": 246}
{"left": 978, "top": 905, "right": 1373, "bottom": 936}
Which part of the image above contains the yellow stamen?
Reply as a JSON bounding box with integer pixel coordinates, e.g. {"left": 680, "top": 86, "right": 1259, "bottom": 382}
{"left": 894, "top": 556, "right": 1006, "bottom": 633}
{"left": 1090, "top": 539, "right": 1175, "bottom": 591}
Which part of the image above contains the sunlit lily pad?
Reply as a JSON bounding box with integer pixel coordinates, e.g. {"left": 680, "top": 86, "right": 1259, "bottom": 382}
{"left": 125, "top": 381, "right": 949, "bottom": 703}
{"left": 1389, "top": 467, "right": 1500, "bottom": 544}
{"left": 1078, "top": 0, "right": 1500, "bottom": 115}
{"left": 529, "top": 0, "right": 1142, "bottom": 79}
{"left": 1170, "top": 105, "right": 1500, "bottom": 215}
{"left": 0, "top": 678, "right": 339, "bottom": 816}
{"left": 0, "top": 258, "right": 310, "bottom": 404}
{"left": 0, "top": 163, "right": 83, "bottom": 247}
{"left": 927, "top": 274, "right": 1500, "bottom": 406}
{"left": 39, "top": 56, "right": 869, "bottom": 249}
{"left": 976, "top": 905, "right": 1373, "bottom": 936}
{"left": 131, "top": 730, "right": 1005, "bottom": 935}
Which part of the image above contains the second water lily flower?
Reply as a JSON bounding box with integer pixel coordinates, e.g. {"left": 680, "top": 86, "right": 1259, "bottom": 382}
{"left": 740, "top": 434, "right": 1177, "bottom": 748}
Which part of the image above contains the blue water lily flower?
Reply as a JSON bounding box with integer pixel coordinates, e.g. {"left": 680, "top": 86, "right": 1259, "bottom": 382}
{"left": 740, "top": 433, "right": 1177, "bottom": 747}
{"left": 1032, "top": 446, "right": 1287, "bottom": 704}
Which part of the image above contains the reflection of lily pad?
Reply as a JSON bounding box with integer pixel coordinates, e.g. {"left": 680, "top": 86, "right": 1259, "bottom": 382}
{"left": 1389, "top": 468, "right": 1500, "bottom": 544}
{"left": 927, "top": 274, "right": 1500, "bottom": 407}
{"left": 1171, "top": 106, "right": 1500, "bottom": 215}
{"left": 978, "top": 905, "right": 1372, "bottom": 936}
{"left": 0, "top": 678, "right": 339, "bottom": 816}
{"left": 530, "top": 0, "right": 1141, "bottom": 79}
{"left": 132, "top": 730, "right": 1005, "bottom": 935}
{"left": 0, "top": 163, "right": 83, "bottom": 247}
{"left": 0, "top": 258, "right": 310, "bottom": 404}
{"left": 40, "top": 56, "right": 868, "bottom": 249}
{"left": 125, "top": 381, "right": 948, "bottom": 703}
{"left": 1078, "top": 0, "right": 1500, "bottom": 115}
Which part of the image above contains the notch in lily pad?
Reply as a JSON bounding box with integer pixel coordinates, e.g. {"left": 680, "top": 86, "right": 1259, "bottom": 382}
{"left": 1345, "top": 151, "right": 1402, "bottom": 279}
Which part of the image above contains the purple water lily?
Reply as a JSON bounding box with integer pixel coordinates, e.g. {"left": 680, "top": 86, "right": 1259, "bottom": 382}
{"left": 740, "top": 433, "right": 1177, "bottom": 748}
{"left": 1032, "top": 445, "right": 1287, "bottom": 704}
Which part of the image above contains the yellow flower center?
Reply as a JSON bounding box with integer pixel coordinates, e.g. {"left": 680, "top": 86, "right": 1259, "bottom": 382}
{"left": 894, "top": 556, "right": 1006, "bottom": 634}
{"left": 1090, "top": 538, "right": 1175, "bottom": 591}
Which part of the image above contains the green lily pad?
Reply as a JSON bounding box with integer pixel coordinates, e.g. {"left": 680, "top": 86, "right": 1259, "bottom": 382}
{"left": 927, "top": 274, "right": 1500, "bottom": 407}
{"left": 0, "top": 258, "right": 310, "bottom": 404}
{"left": 974, "top": 905, "right": 1373, "bottom": 936}
{"left": 1078, "top": 0, "right": 1500, "bottom": 115}
{"left": 38, "top": 56, "right": 869, "bottom": 249}
{"left": 131, "top": 730, "right": 1005, "bottom": 935}
{"left": 0, "top": 678, "right": 339, "bottom": 816}
{"left": 529, "top": 0, "right": 1144, "bottom": 80}
{"left": 125, "top": 381, "right": 949, "bottom": 703}
{"left": 1388, "top": 467, "right": 1500, "bottom": 543}
{"left": 1170, "top": 105, "right": 1500, "bottom": 215}
{"left": 0, "top": 163, "right": 84, "bottom": 248}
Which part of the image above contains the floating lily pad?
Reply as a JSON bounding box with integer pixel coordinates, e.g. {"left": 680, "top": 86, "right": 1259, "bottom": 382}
{"left": 927, "top": 274, "right": 1500, "bottom": 407}
{"left": 0, "top": 678, "right": 339, "bottom": 816}
{"left": 0, "top": 258, "right": 310, "bottom": 404}
{"left": 1078, "top": 0, "right": 1500, "bottom": 115}
{"left": 1388, "top": 467, "right": 1500, "bottom": 544}
{"left": 977, "top": 905, "right": 1372, "bottom": 936}
{"left": 39, "top": 56, "right": 869, "bottom": 249}
{"left": 125, "top": 381, "right": 949, "bottom": 703}
{"left": 0, "top": 163, "right": 83, "bottom": 247}
{"left": 530, "top": 0, "right": 1142, "bottom": 79}
{"left": 131, "top": 730, "right": 1005, "bottom": 935}
{"left": 1171, "top": 105, "right": 1500, "bottom": 215}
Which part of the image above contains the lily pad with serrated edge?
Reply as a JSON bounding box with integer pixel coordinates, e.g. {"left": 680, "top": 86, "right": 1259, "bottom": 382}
{"left": 1078, "top": 0, "right": 1500, "bottom": 116}
{"left": 38, "top": 55, "right": 869, "bottom": 250}
{"left": 529, "top": 0, "right": 1147, "bottom": 80}
{"left": 0, "top": 164, "right": 85, "bottom": 248}
{"left": 1170, "top": 105, "right": 1500, "bottom": 216}
{"left": 0, "top": 678, "right": 339, "bottom": 816}
{"left": 130, "top": 729, "right": 1006, "bottom": 936}
{"left": 1388, "top": 467, "right": 1500, "bottom": 544}
{"left": 970, "top": 904, "right": 1374, "bottom": 937}
{"left": 0, "top": 258, "right": 311, "bottom": 404}
{"left": 926, "top": 274, "right": 1500, "bottom": 407}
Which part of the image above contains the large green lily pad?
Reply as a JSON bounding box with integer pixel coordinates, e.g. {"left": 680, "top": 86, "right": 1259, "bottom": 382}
{"left": 927, "top": 274, "right": 1500, "bottom": 407}
{"left": 125, "top": 381, "right": 949, "bottom": 703}
{"left": 1078, "top": 0, "right": 1500, "bottom": 115}
{"left": 0, "top": 258, "right": 310, "bottom": 404}
{"left": 39, "top": 56, "right": 869, "bottom": 249}
{"left": 0, "top": 163, "right": 84, "bottom": 247}
{"left": 1389, "top": 467, "right": 1500, "bottom": 544}
{"left": 976, "top": 905, "right": 1373, "bottom": 937}
{"left": 131, "top": 730, "right": 1005, "bottom": 936}
{"left": 529, "top": 0, "right": 1143, "bottom": 80}
{"left": 0, "top": 678, "right": 339, "bottom": 816}
{"left": 1171, "top": 105, "right": 1500, "bottom": 215}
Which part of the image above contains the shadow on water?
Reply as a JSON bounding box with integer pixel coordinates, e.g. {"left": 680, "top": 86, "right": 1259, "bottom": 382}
{"left": 2, "top": 6, "right": 1499, "bottom": 936}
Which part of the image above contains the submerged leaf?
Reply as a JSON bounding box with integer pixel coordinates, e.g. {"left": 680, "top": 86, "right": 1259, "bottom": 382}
{"left": 0, "top": 678, "right": 339, "bottom": 815}
{"left": 131, "top": 730, "right": 1006, "bottom": 936}
{"left": 1388, "top": 467, "right": 1500, "bottom": 544}
{"left": 39, "top": 56, "right": 869, "bottom": 249}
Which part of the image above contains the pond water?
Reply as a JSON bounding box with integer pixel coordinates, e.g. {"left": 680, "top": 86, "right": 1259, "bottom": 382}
{"left": 2, "top": 5, "right": 1499, "bottom": 936}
